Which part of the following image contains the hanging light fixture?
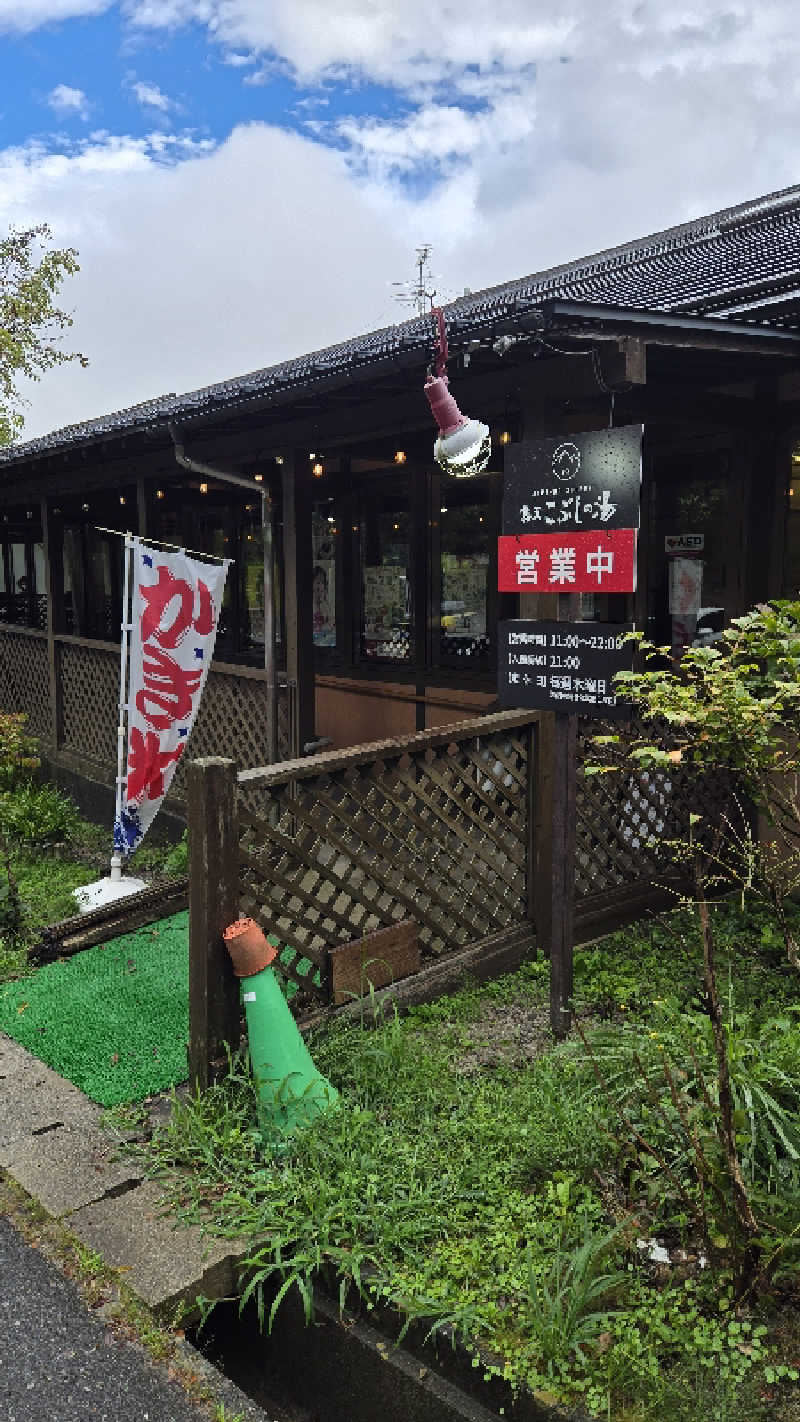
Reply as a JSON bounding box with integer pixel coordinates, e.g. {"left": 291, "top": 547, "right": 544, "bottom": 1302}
{"left": 424, "top": 307, "right": 490, "bottom": 478}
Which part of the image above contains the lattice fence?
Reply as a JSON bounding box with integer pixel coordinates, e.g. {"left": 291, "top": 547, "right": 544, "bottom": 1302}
{"left": 575, "top": 720, "right": 741, "bottom": 904}
{"left": 60, "top": 642, "right": 119, "bottom": 765}
{"left": 169, "top": 673, "right": 290, "bottom": 801}
{"left": 0, "top": 629, "right": 51, "bottom": 743}
{"left": 236, "top": 711, "right": 535, "bottom": 1005}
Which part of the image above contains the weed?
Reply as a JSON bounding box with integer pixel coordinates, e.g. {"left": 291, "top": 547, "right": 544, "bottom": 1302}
{"left": 522, "top": 1221, "right": 629, "bottom": 1369}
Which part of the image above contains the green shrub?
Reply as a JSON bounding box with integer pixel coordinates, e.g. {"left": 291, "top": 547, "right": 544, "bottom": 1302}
{"left": 0, "top": 784, "right": 79, "bottom": 846}
{"left": 0, "top": 712, "right": 40, "bottom": 791}
{"left": 162, "top": 829, "right": 189, "bottom": 876}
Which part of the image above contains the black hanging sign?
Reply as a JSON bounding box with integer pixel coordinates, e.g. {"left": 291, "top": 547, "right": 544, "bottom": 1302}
{"left": 502, "top": 424, "right": 642, "bottom": 536}
{"left": 498, "top": 620, "right": 634, "bottom": 718}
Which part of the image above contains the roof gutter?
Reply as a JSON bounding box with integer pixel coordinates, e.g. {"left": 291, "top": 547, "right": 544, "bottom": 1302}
{"left": 541, "top": 299, "right": 800, "bottom": 354}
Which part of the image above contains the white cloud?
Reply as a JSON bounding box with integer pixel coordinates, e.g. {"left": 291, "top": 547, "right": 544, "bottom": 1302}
{"left": 131, "top": 80, "right": 174, "bottom": 113}
{"left": 0, "top": 0, "right": 109, "bottom": 31}
{"left": 46, "top": 84, "right": 90, "bottom": 120}
{"left": 4, "top": 0, "right": 800, "bottom": 442}
{"left": 1, "top": 124, "right": 417, "bottom": 438}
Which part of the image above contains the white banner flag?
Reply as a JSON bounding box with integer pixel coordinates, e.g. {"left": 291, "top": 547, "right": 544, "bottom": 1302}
{"left": 114, "top": 539, "right": 229, "bottom": 856}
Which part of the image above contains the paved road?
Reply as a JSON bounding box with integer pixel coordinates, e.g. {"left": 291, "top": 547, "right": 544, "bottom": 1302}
{"left": 0, "top": 1214, "right": 286, "bottom": 1422}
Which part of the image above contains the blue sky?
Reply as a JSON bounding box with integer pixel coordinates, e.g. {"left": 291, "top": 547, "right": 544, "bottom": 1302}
{"left": 1, "top": 1, "right": 799, "bottom": 439}
{"left": 0, "top": 9, "right": 410, "bottom": 156}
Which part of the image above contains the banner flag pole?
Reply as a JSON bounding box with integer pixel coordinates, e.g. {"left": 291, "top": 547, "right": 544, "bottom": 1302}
{"left": 110, "top": 533, "right": 136, "bottom": 884}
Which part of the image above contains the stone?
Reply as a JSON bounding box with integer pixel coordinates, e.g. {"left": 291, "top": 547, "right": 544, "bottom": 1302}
{"left": 68, "top": 1180, "right": 252, "bottom": 1317}
{"left": 0, "top": 1120, "right": 142, "bottom": 1216}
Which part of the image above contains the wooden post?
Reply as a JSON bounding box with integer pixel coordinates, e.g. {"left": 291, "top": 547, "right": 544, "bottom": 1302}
{"left": 40, "top": 496, "right": 62, "bottom": 750}
{"left": 282, "top": 450, "right": 316, "bottom": 757}
{"left": 187, "top": 756, "right": 241, "bottom": 1091}
{"left": 533, "top": 594, "right": 578, "bottom": 1039}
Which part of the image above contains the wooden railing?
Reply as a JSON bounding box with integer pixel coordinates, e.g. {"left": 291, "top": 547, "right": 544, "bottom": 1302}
{"left": 186, "top": 711, "right": 538, "bottom": 1084}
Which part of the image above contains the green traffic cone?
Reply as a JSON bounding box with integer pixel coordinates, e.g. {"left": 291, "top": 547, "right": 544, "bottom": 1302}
{"left": 224, "top": 919, "right": 338, "bottom": 1141}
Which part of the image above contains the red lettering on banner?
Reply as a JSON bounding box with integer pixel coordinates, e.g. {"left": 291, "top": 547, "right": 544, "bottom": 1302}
{"left": 126, "top": 727, "right": 185, "bottom": 801}
{"left": 139, "top": 564, "right": 215, "bottom": 648}
{"left": 135, "top": 645, "right": 203, "bottom": 730}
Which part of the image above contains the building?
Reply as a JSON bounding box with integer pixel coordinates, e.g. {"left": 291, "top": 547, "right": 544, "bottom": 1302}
{"left": 1, "top": 182, "right": 800, "bottom": 816}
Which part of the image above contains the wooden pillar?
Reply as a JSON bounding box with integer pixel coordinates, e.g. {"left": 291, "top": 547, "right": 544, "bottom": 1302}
{"left": 282, "top": 450, "right": 316, "bottom": 757}
{"left": 533, "top": 593, "right": 579, "bottom": 1039}
{"left": 136, "top": 476, "right": 149, "bottom": 539}
{"left": 39, "top": 496, "right": 62, "bottom": 750}
{"left": 187, "top": 756, "right": 241, "bottom": 1091}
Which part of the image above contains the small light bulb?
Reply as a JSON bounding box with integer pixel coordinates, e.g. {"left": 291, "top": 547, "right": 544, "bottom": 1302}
{"left": 254, "top": 472, "right": 264, "bottom": 482}
{"left": 499, "top": 430, "right": 512, "bottom": 446}
{"left": 156, "top": 488, "right": 165, "bottom": 500}
{"left": 313, "top": 462, "right": 324, "bottom": 477}
{"left": 82, "top": 502, "right": 90, "bottom": 512}
{"left": 119, "top": 495, "right": 126, "bottom": 506}
{"left": 275, "top": 455, "right": 284, "bottom": 466}
{"left": 199, "top": 482, "right": 208, "bottom": 494}
{"left": 394, "top": 449, "right": 407, "bottom": 464}
{"left": 393, "top": 522, "right": 399, "bottom": 531}
{"left": 440, "top": 506, "right": 448, "bottom": 514}
{"left": 309, "top": 451, "right": 317, "bottom": 460}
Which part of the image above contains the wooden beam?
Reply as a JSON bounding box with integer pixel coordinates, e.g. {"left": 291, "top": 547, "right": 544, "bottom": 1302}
{"left": 39, "top": 496, "right": 62, "bottom": 750}
{"left": 621, "top": 335, "right": 647, "bottom": 385}
{"left": 281, "top": 450, "right": 316, "bottom": 756}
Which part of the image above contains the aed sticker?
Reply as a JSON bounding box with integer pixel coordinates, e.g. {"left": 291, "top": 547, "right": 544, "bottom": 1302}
{"left": 242, "top": 991, "right": 257, "bottom": 1003}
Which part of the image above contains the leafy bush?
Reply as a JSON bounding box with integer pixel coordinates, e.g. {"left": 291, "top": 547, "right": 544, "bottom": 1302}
{"left": 162, "top": 829, "right": 189, "bottom": 876}
{"left": 0, "top": 712, "right": 40, "bottom": 791}
{"left": 0, "top": 784, "right": 78, "bottom": 846}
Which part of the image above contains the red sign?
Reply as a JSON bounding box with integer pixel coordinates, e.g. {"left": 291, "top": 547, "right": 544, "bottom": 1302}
{"left": 498, "top": 529, "right": 637, "bottom": 594}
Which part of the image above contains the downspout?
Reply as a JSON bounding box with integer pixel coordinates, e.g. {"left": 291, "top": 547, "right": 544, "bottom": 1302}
{"left": 168, "top": 422, "right": 278, "bottom": 765}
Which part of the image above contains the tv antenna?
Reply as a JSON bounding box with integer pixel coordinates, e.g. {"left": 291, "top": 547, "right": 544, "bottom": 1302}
{"left": 392, "top": 244, "right": 436, "bottom": 318}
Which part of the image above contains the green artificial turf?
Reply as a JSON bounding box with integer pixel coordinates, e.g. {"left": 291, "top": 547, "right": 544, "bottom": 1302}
{"left": 0, "top": 911, "right": 190, "bottom": 1107}
{"left": 0, "top": 911, "right": 323, "bottom": 1107}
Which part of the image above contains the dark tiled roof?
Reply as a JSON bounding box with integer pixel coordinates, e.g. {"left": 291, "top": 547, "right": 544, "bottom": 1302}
{"left": 4, "top": 181, "right": 800, "bottom": 467}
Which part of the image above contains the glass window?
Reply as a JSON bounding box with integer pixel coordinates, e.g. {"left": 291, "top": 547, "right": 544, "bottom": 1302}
{"left": 312, "top": 501, "right": 337, "bottom": 649}
{"left": 439, "top": 477, "right": 490, "bottom": 666}
{"left": 360, "top": 484, "right": 412, "bottom": 662}
{"left": 242, "top": 511, "right": 265, "bottom": 654}
{"left": 86, "top": 530, "right": 119, "bottom": 640}
{"left": 62, "top": 526, "right": 82, "bottom": 633}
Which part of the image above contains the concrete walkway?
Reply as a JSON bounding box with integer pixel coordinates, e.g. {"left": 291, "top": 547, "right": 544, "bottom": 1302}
{"left": 0, "top": 1033, "right": 299, "bottom": 1422}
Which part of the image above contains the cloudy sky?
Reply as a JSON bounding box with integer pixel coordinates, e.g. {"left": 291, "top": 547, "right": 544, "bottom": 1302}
{"left": 1, "top": 1, "right": 799, "bottom": 439}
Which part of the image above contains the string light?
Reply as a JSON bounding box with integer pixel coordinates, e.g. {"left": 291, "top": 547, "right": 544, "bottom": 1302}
{"left": 275, "top": 455, "right": 284, "bottom": 465}
{"left": 498, "top": 430, "right": 512, "bottom": 446}
{"left": 254, "top": 472, "right": 264, "bottom": 482}
{"left": 119, "top": 495, "right": 126, "bottom": 506}
{"left": 199, "top": 482, "right": 209, "bottom": 494}
{"left": 156, "top": 489, "right": 165, "bottom": 500}
{"left": 394, "top": 450, "right": 407, "bottom": 464}
{"left": 313, "top": 461, "right": 324, "bottom": 477}
{"left": 82, "top": 502, "right": 90, "bottom": 512}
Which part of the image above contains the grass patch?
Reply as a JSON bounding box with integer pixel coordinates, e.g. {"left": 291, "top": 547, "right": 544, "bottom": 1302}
{"left": 137, "top": 902, "right": 800, "bottom": 1422}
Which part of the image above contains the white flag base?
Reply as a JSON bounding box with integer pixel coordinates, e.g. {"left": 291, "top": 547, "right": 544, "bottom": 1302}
{"left": 73, "top": 854, "right": 147, "bottom": 914}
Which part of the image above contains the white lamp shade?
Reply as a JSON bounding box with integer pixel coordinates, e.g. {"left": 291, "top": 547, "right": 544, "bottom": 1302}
{"left": 433, "top": 417, "right": 492, "bottom": 478}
